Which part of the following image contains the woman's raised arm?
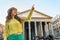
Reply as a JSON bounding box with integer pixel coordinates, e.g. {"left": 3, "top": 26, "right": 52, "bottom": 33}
{"left": 22, "top": 5, "right": 34, "bottom": 22}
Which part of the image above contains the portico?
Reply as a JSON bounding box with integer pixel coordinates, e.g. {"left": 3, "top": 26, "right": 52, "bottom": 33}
{"left": 18, "top": 10, "right": 52, "bottom": 40}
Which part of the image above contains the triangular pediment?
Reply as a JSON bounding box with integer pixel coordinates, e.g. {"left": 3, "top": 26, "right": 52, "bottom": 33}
{"left": 18, "top": 9, "right": 52, "bottom": 19}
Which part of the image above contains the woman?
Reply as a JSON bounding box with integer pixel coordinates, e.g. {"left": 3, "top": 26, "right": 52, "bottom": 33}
{"left": 4, "top": 5, "right": 34, "bottom": 40}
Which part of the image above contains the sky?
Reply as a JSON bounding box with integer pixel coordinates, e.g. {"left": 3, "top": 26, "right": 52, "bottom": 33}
{"left": 0, "top": 0, "right": 60, "bottom": 25}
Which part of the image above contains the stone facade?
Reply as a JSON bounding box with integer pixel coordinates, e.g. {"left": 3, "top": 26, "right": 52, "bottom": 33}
{"left": 52, "top": 15, "right": 60, "bottom": 37}
{"left": 18, "top": 9, "right": 52, "bottom": 40}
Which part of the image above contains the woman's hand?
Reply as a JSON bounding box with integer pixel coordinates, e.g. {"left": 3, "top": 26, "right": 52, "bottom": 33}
{"left": 32, "top": 5, "right": 35, "bottom": 10}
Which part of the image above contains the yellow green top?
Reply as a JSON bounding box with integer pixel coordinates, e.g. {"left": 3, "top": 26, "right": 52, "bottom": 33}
{"left": 3, "top": 9, "right": 34, "bottom": 40}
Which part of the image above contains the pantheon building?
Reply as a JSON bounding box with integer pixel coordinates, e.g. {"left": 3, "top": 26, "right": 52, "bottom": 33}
{"left": 18, "top": 9, "right": 53, "bottom": 40}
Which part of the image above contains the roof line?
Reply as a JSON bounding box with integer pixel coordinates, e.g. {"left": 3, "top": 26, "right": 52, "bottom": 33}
{"left": 17, "top": 9, "right": 52, "bottom": 18}
{"left": 34, "top": 10, "right": 52, "bottom": 18}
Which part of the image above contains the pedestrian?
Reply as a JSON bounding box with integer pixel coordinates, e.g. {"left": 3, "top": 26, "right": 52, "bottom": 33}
{"left": 0, "top": 24, "right": 4, "bottom": 40}
{"left": 46, "top": 34, "right": 55, "bottom": 40}
{"left": 3, "top": 5, "right": 34, "bottom": 40}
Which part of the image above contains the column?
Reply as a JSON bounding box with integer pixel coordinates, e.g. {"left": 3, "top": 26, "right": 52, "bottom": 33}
{"left": 40, "top": 22, "right": 43, "bottom": 37}
{"left": 45, "top": 22, "right": 49, "bottom": 36}
{"left": 29, "top": 21, "right": 31, "bottom": 40}
{"left": 22, "top": 22, "right": 25, "bottom": 40}
{"left": 49, "top": 23, "right": 54, "bottom": 36}
{"left": 35, "top": 21, "right": 37, "bottom": 40}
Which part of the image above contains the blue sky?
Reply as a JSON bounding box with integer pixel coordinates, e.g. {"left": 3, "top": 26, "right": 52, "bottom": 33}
{"left": 0, "top": 0, "right": 60, "bottom": 25}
